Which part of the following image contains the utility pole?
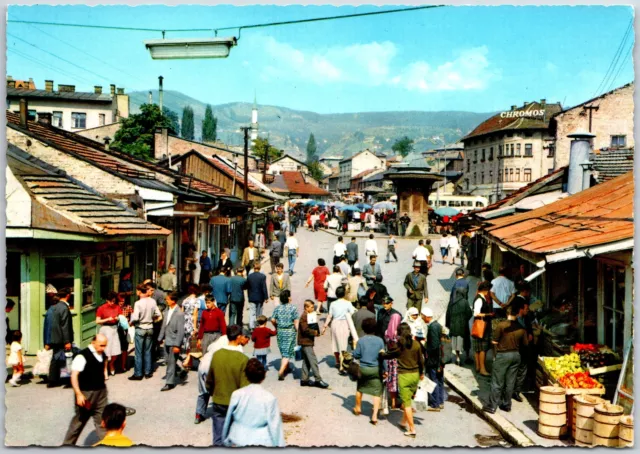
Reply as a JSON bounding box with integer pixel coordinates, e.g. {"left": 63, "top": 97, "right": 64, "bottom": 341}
{"left": 583, "top": 105, "right": 599, "bottom": 132}
{"left": 240, "top": 127, "right": 250, "bottom": 201}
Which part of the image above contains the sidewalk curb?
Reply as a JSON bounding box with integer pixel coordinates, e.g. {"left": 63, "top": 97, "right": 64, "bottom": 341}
{"left": 444, "top": 371, "right": 536, "bottom": 447}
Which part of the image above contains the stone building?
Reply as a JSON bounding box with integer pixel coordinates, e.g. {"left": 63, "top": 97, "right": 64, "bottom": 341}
{"left": 338, "top": 149, "right": 386, "bottom": 192}
{"left": 549, "top": 82, "right": 634, "bottom": 166}
{"left": 460, "top": 100, "right": 563, "bottom": 203}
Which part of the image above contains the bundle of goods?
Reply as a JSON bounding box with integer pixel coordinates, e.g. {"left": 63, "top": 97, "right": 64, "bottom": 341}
{"left": 558, "top": 371, "right": 603, "bottom": 390}
{"left": 543, "top": 353, "right": 583, "bottom": 380}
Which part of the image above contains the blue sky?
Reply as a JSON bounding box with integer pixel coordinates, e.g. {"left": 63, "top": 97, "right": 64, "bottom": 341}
{"left": 6, "top": 4, "right": 635, "bottom": 114}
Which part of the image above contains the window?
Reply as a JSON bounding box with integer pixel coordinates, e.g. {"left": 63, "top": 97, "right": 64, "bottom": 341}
{"left": 516, "top": 168, "right": 520, "bottom": 181}
{"left": 465, "top": 180, "right": 469, "bottom": 190}
{"left": 509, "top": 169, "right": 514, "bottom": 181}
{"left": 524, "top": 144, "right": 533, "bottom": 157}
{"left": 481, "top": 149, "right": 486, "bottom": 162}
{"left": 467, "top": 159, "right": 471, "bottom": 172}
{"left": 524, "top": 168, "right": 532, "bottom": 182}
{"left": 602, "top": 265, "right": 626, "bottom": 351}
{"left": 498, "top": 171, "right": 503, "bottom": 182}
{"left": 489, "top": 147, "right": 494, "bottom": 160}
{"left": 474, "top": 150, "right": 478, "bottom": 163}
{"left": 611, "top": 135, "right": 626, "bottom": 147}
{"left": 52, "top": 111, "right": 63, "bottom": 128}
{"left": 498, "top": 144, "right": 503, "bottom": 157}
{"left": 473, "top": 173, "right": 476, "bottom": 185}
{"left": 71, "top": 112, "right": 87, "bottom": 129}
{"left": 489, "top": 170, "right": 493, "bottom": 180}
{"left": 28, "top": 110, "right": 36, "bottom": 121}
{"left": 99, "top": 113, "right": 106, "bottom": 126}
{"left": 475, "top": 201, "right": 484, "bottom": 208}
{"left": 505, "top": 169, "right": 510, "bottom": 182}
{"left": 516, "top": 143, "right": 521, "bottom": 157}
{"left": 547, "top": 144, "right": 555, "bottom": 158}
{"left": 481, "top": 172, "right": 484, "bottom": 184}
{"left": 510, "top": 144, "right": 515, "bottom": 156}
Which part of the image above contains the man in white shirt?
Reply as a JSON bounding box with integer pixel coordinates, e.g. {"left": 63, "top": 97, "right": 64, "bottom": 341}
{"left": 63, "top": 334, "right": 109, "bottom": 445}
{"left": 324, "top": 265, "right": 348, "bottom": 311}
{"left": 364, "top": 233, "right": 379, "bottom": 258}
{"left": 284, "top": 232, "right": 300, "bottom": 276}
{"left": 491, "top": 267, "right": 516, "bottom": 318}
{"left": 447, "top": 234, "right": 460, "bottom": 266}
{"left": 412, "top": 240, "right": 431, "bottom": 275}
{"left": 333, "top": 236, "right": 348, "bottom": 265}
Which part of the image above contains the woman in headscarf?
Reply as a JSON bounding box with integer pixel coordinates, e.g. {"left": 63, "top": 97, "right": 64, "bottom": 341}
{"left": 402, "top": 307, "right": 427, "bottom": 344}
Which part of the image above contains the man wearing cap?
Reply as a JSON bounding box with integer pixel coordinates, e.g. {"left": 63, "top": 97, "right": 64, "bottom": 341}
{"left": 421, "top": 308, "right": 446, "bottom": 411}
{"left": 375, "top": 296, "right": 401, "bottom": 339}
{"left": 404, "top": 261, "right": 428, "bottom": 313}
{"left": 206, "top": 325, "right": 251, "bottom": 446}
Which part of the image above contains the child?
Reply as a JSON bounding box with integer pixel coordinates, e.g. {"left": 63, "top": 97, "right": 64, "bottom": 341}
{"left": 8, "top": 330, "right": 24, "bottom": 387}
{"left": 297, "top": 300, "right": 328, "bottom": 388}
{"left": 251, "top": 315, "right": 276, "bottom": 369}
{"left": 94, "top": 403, "right": 134, "bottom": 447}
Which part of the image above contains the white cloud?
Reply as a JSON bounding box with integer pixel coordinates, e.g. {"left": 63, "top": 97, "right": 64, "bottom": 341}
{"left": 258, "top": 37, "right": 498, "bottom": 93}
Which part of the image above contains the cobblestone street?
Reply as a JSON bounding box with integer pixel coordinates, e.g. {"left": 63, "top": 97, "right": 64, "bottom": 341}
{"left": 5, "top": 229, "right": 504, "bottom": 447}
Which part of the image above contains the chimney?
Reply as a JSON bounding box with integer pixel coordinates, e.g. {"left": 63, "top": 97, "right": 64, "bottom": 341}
{"left": 511, "top": 105, "right": 517, "bottom": 111}
{"left": 566, "top": 130, "right": 595, "bottom": 195}
{"left": 28, "top": 77, "right": 34, "bottom": 88}
{"left": 7, "top": 79, "right": 16, "bottom": 89}
{"left": 45, "top": 80, "right": 54, "bottom": 92}
{"left": 58, "top": 84, "right": 75, "bottom": 93}
{"left": 19, "top": 98, "right": 28, "bottom": 129}
{"left": 37, "top": 112, "right": 52, "bottom": 125}
{"left": 110, "top": 84, "right": 116, "bottom": 96}
{"left": 94, "top": 86, "right": 102, "bottom": 94}
{"left": 103, "top": 136, "right": 112, "bottom": 150}
{"left": 117, "top": 88, "right": 124, "bottom": 95}
{"left": 540, "top": 98, "right": 546, "bottom": 108}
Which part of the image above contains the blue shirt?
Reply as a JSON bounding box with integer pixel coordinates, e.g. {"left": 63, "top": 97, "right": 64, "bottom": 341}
{"left": 229, "top": 276, "right": 248, "bottom": 302}
{"left": 200, "top": 256, "right": 212, "bottom": 272}
{"left": 210, "top": 275, "right": 231, "bottom": 306}
{"left": 354, "top": 335, "right": 385, "bottom": 368}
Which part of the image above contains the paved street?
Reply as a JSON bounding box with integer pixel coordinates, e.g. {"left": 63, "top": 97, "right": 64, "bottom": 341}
{"left": 5, "top": 229, "right": 504, "bottom": 447}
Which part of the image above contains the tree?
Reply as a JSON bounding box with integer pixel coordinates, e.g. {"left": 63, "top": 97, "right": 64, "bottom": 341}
{"left": 392, "top": 136, "right": 414, "bottom": 158}
{"left": 162, "top": 107, "right": 180, "bottom": 137}
{"left": 308, "top": 160, "right": 324, "bottom": 181}
{"left": 202, "top": 104, "right": 217, "bottom": 142}
{"left": 181, "top": 106, "right": 195, "bottom": 140}
{"left": 252, "top": 137, "right": 283, "bottom": 162}
{"left": 306, "top": 133, "right": 317, "bottom": 163}
{"left": 111, "top": 103, "right": 174, "bottom": 161}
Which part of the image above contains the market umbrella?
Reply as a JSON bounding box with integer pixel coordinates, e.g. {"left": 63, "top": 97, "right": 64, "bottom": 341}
{"left": 356, "top": 203, "right": 372, "bottom": 210}
{"left": 373, "top": 201, "right": 395, "bottom": 210}
{"left": 329, "top": 201, "right": 345, "bottom": 208}
{"left": 341, "top": 205, "right": 361, "bottom": 212}
{"left": 434, "top": 207, "right": 459, "bottom": 217}
{"left": 304, "top": 200, "right": 319, "bottom": 206}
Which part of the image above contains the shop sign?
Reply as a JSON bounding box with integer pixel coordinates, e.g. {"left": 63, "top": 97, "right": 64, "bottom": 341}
{"left": 209, "top": 216, "right": 231, "bottom": 225}
{"left": 500, "top": 109, "right": 545, "bottom": 118}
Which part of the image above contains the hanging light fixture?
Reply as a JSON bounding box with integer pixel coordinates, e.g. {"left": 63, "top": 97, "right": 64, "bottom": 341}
{"left": 144, "top": 37, "right": 237, "bottom": 59}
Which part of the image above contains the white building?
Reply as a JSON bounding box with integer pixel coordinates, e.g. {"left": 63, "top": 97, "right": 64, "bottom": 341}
{"left": 268, "top": 154, "right": 310, "bottom": 175}
{"left": 6, "top": 78, "right": 129, "bottom": 134}
{"left": 338, "top": 149, "right": 386, "bottom": 192}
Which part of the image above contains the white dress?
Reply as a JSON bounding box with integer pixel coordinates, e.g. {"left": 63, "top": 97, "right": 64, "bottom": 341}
{"left": 8, "top": 342, "right": 22, "bottom": 366}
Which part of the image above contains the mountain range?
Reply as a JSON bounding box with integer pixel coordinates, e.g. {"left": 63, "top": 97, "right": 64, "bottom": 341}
{"left": 129, "top": 89, "right": 495, "bottom": 160}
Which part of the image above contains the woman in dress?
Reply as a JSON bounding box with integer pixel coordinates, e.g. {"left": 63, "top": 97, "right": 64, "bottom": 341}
{"left": 270, "top": 290, "right": 300, "bottom": 381}
{"left": 117, "top": 292, "right": 133, "bottom": 373}
{"left": 473, "top": 281, "right": 493, "bottom": 376}
{"left": 305, "top": 258, "right": 330, "bottom": 313}
{"left": 381, "top": 323, "right": 424, "bottom": 438}
{"left": 222, "top": 358, "right": 285, "bottom": 447}
{"left": 352, "top": 318, "right": 385, "bottom": 425}
{"left": 321, "top": 286, "right": 358, "bottom": 375}
{"left": 181, "top": 284, "right": 200, "bottom": 370}
{"left": 95, "top": 291, "right": 123, "bottom": 377}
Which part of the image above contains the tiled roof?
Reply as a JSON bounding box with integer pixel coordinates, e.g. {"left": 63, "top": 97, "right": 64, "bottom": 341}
{"left": 8, "top": 145, "right": 169, "bottom": 237}
{"left": 463, "top": 101, "right": 562, "bottom": 141}
{"left": 484, "top": 171, "right": 633, "bottom": 257}
{"left": 593, "top": 148, "right": 634, "bottom": 183}
{"left": 279, "top": 171, "right": 331, "bottom": 196}
{"left": 475, "top": 166, "right": 567, "bottom": 214}
{"left": 6, "top": 87, "right": 113, "bottom": 103}
{"left": 209, "top": 155, "right": 261, "bottom": 191}
{"left": 353, "top": 168, "right": 379, "bottom": 179}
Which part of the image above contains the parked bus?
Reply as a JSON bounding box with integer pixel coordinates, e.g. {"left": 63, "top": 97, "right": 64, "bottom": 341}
{"left": 427, "top": 195, "right": 489, "bottom": 210}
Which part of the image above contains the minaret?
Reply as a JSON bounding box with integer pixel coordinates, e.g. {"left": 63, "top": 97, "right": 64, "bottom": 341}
{"left": 250, "top": 91, "right": 258, "bottom": 141}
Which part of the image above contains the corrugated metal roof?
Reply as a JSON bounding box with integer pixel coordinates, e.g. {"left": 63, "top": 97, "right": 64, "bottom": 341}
{"left": 7, "top": 87, "right": 113, "bottom": 103}
{"left": 483, "top": 171, "right": 633, "bottom": 257}
{"left": 8, "top": 145, "right": 170, "bottom": 237}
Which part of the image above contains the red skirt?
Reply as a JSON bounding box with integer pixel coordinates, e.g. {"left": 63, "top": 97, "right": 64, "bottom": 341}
{"left": 314, "top": 284, "right": 327, "bottom": 302}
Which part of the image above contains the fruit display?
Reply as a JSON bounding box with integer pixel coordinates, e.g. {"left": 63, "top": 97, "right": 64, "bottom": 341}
{"left": 573, "top": 343, "right": 599, "bottom": 353}
{"left": 579, "top": 350, "right": 619, "bottom": 369}
{"left": 543, "top": 353, "right": 584, "bottom": 380}
{"left": 558, "top": 371, "right": 603, "bottom": 389}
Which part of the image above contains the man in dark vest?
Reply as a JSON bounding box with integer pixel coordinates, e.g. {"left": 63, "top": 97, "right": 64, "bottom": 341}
{"left": 63, "top": 334, "right": 109, "bottom": 445}
{"left": 375, "top": 296, "right": 400, "bottom": 339}
{"left": 48, "top": 288, "right": 75, "bottom": 388}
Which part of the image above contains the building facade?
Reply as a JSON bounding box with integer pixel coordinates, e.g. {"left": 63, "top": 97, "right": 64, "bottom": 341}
{"left": 268, "top": 154, "right": 310, "bottom": 175}
{"left": 7, "top": 79, "right": 129, "bottom": 133}
{"left": 460, "top": 100, "right": 562, "bottom": 204}
{"left": 338, "top": 149, "right": 386, "bottom": 192}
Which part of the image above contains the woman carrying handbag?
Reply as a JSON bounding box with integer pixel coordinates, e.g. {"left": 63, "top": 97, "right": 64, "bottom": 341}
{"left": 472, "top": 281, "right": 493, "bottom": 377}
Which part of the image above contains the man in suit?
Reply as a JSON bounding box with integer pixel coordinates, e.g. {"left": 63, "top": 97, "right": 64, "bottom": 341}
{"left": 404, "top": 261, "right": 429, "bottom": 313}
{"left": 229, "top": 267, "right": 248, "bottom": 327}
{"left": 210, "top": 268, "right": 232, "bottom": 316}
{"left": 247, "top": 263, "right": 269, "bottom": 330}
{"left": 269, "top": 238, "right": 283, "bottom": 275}
{"left": 346, "top": 237, "right": 359, "bottom": 268}
{"left": 241, "top": 239, "right": 260, "bottom": 275}
{"left": 48, "top": 288, "right": 75, "bottom": 388}
{"left": 362, "top": 255, "right": 382, "bottom": 287}
{"left": 158, "top": 292, "right": 185, "bottom": 392}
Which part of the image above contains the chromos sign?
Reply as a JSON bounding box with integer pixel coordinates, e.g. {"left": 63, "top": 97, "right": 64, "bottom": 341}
{"left": 500, "top": 109, "right": 545, "bottom": 118}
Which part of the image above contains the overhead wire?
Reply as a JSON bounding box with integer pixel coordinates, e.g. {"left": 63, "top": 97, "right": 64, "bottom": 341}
{"left": 591, "top": 19, "right": 633, "bottom": 98}
{"left": 604, "top": 41, "right": 634, "bottom": 93}
{"left": 7, "top": 47, "right": 95, "bottom": 85}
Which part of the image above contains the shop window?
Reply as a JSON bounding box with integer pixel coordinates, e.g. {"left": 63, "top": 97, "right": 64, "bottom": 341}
{"left": 603, "top": 265, "right": 625, "bottom": 352}
{"left": 81, "top": 256, "right": 97, "bottom": 308}
{"left": 99, "top": 252, "right": 119, "bottom": 300}
{"left": 525, "top": 143, "right": 533, "bottom": 157}
{"left": 45, "top": 257, "right": 75, "bottom": 309}
{"left": 524, "top": 168, "right": 532, "bottom": 182}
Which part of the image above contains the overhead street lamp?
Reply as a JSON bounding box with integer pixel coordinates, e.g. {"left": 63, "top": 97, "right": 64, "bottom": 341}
{"left": 144, "top": 37, "right": 237, "bottom": 59}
